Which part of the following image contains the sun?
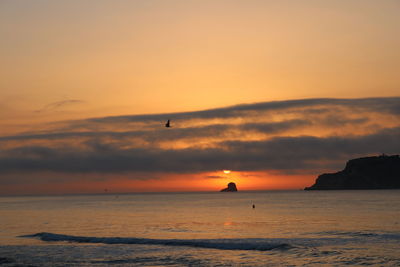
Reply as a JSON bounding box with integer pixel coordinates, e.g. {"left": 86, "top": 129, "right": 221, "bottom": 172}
{"left": 223, "top": 170, "right": 231, "bottom": 174}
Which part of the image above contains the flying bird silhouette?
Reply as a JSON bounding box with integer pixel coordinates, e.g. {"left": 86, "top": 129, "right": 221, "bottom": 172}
{"left": 165, "top": 119, "right": 171, "bottom": 128}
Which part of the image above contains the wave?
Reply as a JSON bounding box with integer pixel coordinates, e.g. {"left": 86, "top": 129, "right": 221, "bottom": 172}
{"left": 315, "top": 230, "right": 400, "bottom": 240}
{"left": 20, "top": 232, "right": 292, "bottom": 251}
{"left": 20, "top": 231, "right": 400, "bottom": 251}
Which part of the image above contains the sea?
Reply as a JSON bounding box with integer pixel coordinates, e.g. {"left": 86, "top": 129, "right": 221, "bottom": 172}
{"left": 1, "top": 190, "right": 400, "bottom": 266}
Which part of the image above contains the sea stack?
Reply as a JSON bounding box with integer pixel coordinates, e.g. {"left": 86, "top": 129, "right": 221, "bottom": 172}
{"left": 305, "top": 155, "right": 400, "bottom": 190}
{"left": 220, "top": 182, "right": 238, "bottom": 192}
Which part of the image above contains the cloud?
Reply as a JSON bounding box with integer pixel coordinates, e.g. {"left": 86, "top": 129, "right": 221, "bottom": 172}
{"left": 0, "top": 127, "right": 398, "bottom": 175}
{"left": 0, "top": 119, "right": 311, "bottom": 143}
{"left": 35, "top": 99, "right": 84, "bottom": 113}
{"left": 81, "top": 97, "right": 400, "bottom": 124}
{"left": 206, "top": 175, "right": 225, "bottom": 179}
{"left": 0, "top": 97, "right": 398, "bottom": 185}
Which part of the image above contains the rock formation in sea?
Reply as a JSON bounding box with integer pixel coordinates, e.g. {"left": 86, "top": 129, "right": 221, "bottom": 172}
{"left": 220, "top": 182, "right": 238, "bottom": 192}
{"left": 305, "top": 155, "right": 400, "bottom": 190}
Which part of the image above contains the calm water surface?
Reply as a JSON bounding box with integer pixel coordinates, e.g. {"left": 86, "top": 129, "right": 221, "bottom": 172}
{"left": 1, "top": 190, "right": 400, "bottom": 266}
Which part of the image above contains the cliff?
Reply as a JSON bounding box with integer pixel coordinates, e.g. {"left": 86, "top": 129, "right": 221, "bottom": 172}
{"left": 305, "top": 155, "right": 400, "bottom": 190}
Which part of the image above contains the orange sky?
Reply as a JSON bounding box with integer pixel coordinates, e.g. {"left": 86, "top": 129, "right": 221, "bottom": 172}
{"left": 0, "top": 1, "right": 399, "bottom": 195}
{"left": 1, "top": 1, "right": 399, "bottom": 124}
{"left": 0, "top": 171, "right": 314, "bottom": 195}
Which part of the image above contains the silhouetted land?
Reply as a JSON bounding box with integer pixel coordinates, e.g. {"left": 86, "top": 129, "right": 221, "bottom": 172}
{"left": 305, "top": 155, "right": 400, "bottom": 190}
{"left": 220, "top": 182, "right": 238, "bottom": 192}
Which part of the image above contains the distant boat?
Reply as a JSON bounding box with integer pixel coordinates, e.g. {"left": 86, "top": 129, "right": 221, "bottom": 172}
{"left": 165, "top": 119, "right": 171, "bottom": 128}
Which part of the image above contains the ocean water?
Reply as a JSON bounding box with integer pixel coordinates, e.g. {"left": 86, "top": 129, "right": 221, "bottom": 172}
{"left": 1, "top": 190, "right": 400, "bottom": 266}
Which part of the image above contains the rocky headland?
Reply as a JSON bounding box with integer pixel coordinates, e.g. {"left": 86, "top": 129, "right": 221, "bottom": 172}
{"left": 305, "top": 155, "right": 400, "bottom": 190}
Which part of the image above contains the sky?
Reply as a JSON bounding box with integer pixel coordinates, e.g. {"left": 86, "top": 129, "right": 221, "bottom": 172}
{"left": 0, "top": 0, "right": 399, "bottom": 195}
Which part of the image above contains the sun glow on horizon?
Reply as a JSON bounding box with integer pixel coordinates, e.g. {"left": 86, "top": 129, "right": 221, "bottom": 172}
{"left": 223, "top": 170, "right": 231, "bottom": 174}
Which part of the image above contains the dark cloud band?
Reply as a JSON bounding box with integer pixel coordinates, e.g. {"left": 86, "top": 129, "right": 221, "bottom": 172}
{"left": 1, "top": 127, "right": 398, "bottom": 174}
{"left": 82, "top": 97, "right": 400, "bottom": 124}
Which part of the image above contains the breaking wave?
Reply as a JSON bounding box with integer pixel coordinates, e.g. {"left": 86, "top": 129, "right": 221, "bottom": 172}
{"left": 20, "top": 232, "right": 292, "bottom": 251}
{"left": 20, "top": 231, "right": 400, "bottom": 252}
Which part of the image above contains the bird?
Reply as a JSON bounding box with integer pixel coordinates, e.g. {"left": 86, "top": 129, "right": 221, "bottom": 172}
{"left": 165, "top": 119, "right": 171, "bottom": 128}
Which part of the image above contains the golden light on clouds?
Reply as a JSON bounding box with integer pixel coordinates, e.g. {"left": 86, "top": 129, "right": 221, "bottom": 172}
{"left": 0, "top": 97, "right": 399, "bottom": 195}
